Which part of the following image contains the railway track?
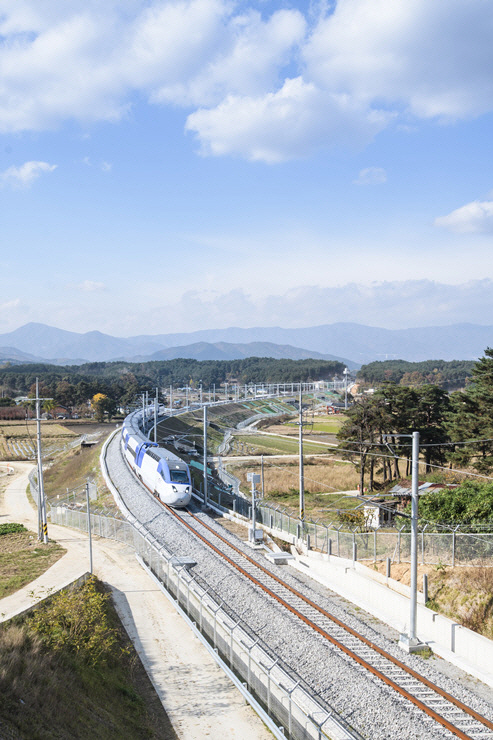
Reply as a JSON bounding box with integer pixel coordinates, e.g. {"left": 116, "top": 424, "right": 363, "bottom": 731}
{"left": 162, "top": 502, "right": 493, "bottom": 740}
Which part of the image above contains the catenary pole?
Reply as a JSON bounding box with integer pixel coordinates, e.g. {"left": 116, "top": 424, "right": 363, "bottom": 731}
{"left": 203, "top": 404, "right": 208, "bottom": 507}
{"left": 410, "top": 431, "right": 420, "bottom": 643}
{"left": 299, "top": 387, "right": 304, "bottom": 523}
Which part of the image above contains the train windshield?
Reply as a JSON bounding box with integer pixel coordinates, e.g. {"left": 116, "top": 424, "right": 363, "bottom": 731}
{"left": 170, "top": 470, "right": 188, "bottom": 484}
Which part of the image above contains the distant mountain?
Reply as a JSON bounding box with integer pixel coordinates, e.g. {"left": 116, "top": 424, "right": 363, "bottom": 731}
{"left": 129, "top": 341, "right": 351, "bottom": 364}
{"left": 0, "top": 323, "right": 162, "bottom": 363}
{"left": 134, "top": 323, "right": 492, "bottom": 363}
{"left": 0, "top": 321, "right": 491, "bottom": 365}
{"left": 0, "top": 346, "right": 42, "bottom": 365}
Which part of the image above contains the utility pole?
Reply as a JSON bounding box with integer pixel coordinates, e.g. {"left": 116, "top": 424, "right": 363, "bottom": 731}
{"left": 298, "top": 387, "right": 305, "bottom": 523}
{"left": 247, "top": 473, "right": 261, "bottom": 544}
{"left": 34, "top": 379, "right": 51, "bottom": 544}
{"left": 203, "top": 405, "right": 208, "bottom": 507}
{"left": 85, "top": 480, "right": 93, "bottom": 574}
{"left": 409, "top": 431, "right": 420, "bottom": 647}
{"left": 343, "top": 367, "right": 349, "bottom": 410}
{"left": 154, "top": 387, "right": 158, "bottom": 443}
{"left": 384, "top": 431, "right": 422, "bottom": 652}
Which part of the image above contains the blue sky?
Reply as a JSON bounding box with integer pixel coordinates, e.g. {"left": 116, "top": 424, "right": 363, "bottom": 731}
{"left": 1, "top": 0, "right": 493, "bottom": 336}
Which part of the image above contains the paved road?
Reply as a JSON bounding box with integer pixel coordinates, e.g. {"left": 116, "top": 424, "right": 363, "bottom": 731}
{"left": 0, "top": 463, "right": 272, "bottom": 740}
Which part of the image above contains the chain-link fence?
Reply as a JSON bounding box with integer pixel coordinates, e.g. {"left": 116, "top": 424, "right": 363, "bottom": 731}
{"left": 252, "top": 501, "right": 493, "bottom": 566}
{"left": 48, "top": 502, "right": 355, "bottom": 740}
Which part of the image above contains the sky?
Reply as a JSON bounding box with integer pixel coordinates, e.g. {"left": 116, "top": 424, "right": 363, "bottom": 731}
{"left": 1, "top": 0, "right": 493, "bottom": 337}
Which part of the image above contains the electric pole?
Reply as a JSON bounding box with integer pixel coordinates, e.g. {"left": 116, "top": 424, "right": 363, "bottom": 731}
{"left": 203, "top": 404, "right": 208, "bottom": 507}
{"left": 34, "top": 378, "right": 51, "bottom": 544}
{"left": 299, "top": 387, "right": 305, "bottom": 523}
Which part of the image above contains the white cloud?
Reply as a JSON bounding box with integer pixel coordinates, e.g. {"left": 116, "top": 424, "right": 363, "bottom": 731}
{"left": 186, "top": 77, "right": 390, "bottom": 162}
{"left": 435, "top": 201, "right": 493, "bottom": 233}
{"left": 133, "top": 279, "right": 493, "bottom": 333}
{"left": 353, "top": 167, "right": 387, "bottom": 185}
{"left": 77, "top": 280, "right": 106, "bottom": 292}
{"left": 0, "top": 1, "right": 492, "bottom": 159}
{"left": 303, "top": 0, "right": 493, "bottom": 120}
{"left": 151, "top": 8, "right": 306, "bottom": 107}
{"left": 0, "top": 298, "right": 21, "bottom": 312}
{"left": 0, "top": 161, "right": 57, "bottom": 188}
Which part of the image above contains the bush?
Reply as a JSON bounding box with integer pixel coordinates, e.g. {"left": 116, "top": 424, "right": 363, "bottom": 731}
{"left": 0, "top": 523, "right": 26, "bottom": 536}
{"left": 27, "top": 576, "right": 125, "bottom": 667}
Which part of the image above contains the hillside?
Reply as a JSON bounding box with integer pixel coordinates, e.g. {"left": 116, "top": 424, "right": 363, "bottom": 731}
{"left": 1, "top": 321, "right": 491, "bottom": 365}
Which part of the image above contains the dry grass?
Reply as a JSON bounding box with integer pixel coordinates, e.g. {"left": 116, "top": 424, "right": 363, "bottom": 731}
{"left": 0, "top": 579, "right": 177, "bottom": 739}
{"left": 230, "top": 458, "right": 359, "bottom": 495}
{"left": 228, "top": 458, "right": 360, "bottom": 519}
{"left": 0, "top": 421, "right": 77, "bottom": 438}
{"left": 0, "top": 420, "right": 79, "bottom": 462}
{"left": 427, "top": 565, "right": 493, "bottom": 638}
{"left": 0, "top": 531, "right": 65, "bottom": 599}
{"left": 43, "top": 437, "right": 115, "bottom": 512}
{"left": 370, "top": 560, "right": 493, "bottom": 639}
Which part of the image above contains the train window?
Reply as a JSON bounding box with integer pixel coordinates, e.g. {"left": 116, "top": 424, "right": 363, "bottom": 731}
{"left": 170, "top": 470, "right": 188, "bottom": 484}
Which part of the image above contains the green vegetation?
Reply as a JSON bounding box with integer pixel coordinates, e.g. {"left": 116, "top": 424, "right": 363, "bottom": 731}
{"left": 0, "top": 357, "right": 345, "bottom": 419}
{"left": 414, "top": 481, "right": 493, "bottom": 531}
{"left": 0, "top": 577, "right": 176, "bottom": 739}
{"left": 336, "top": 347, "right": 493, "bottom": 491}
{"left": 0, "top": 523, "right": 26, "bottom": 536}
{"left": 232, "top": 433, "right": 329, "bottom": 456}
{"left": 357, "top": 359, "right": 475, "bottom": 390}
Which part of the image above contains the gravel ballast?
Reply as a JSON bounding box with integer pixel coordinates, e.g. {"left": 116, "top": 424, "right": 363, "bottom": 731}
{"left": 106, "top": 432, "right": 493, "bottom": 740}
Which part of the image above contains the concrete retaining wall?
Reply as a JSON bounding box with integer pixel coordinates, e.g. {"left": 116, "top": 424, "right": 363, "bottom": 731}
{"left": 288, "top": 549, "right": 493, "bottom": 688}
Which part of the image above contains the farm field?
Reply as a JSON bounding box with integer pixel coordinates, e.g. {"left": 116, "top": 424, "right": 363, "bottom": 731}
{"left": 0, "top": 420, "right": 78, "bottom": 461}
{"left": 228, "top": 433, "right": 330, "bottom": 456}
{"left": 227, "top": 458, "right": 360, "bottom": 521}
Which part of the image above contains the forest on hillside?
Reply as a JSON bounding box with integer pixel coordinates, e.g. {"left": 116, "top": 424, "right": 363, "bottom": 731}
{"left": 338, "top": 348, "right": 493, "bottom": 493}
{"left": 357, "top": 359, "right": 475, "bottom": 390}
{"left": 0, "top": 356, "right": 345, "bottom": 411}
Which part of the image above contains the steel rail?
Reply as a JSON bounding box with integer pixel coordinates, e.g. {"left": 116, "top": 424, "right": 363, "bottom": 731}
{"left": 162, "top": 503, "right": 493, "bottom": 740}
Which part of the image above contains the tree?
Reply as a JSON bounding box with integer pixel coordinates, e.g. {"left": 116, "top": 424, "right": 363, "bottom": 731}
{"left": 337, "top": 395, "right": 388, "bottom": 492}
{"left": 447, "top": 348, "right": 493, "bottom": 473}
{"left": 91, "top": 393, "right": 116, "bottom": 422}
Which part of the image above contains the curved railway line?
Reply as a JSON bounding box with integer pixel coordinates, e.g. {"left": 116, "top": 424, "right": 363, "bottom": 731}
{"left": 104, "top": 429, "right": 493, "bottom": 740}
{"left": 161, "top": 503, "right": 493, "bottom": 740}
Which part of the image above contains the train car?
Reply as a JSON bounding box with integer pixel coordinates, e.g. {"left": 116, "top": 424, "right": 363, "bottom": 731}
{"left": 121, "top": 409, "right": 192, "bottom": 507}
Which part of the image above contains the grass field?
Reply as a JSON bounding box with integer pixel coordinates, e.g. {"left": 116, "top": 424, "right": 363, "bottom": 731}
{"left": 282, "top": 414, "right": 346, "bottom": 435}
{"left": 229, "top": 433, "right": 330, "bottom": 456}
{"left": 228, "top": 458, "right": 360, "bottom": 520}
{"left": 0, "top": 527, "right": 65, "bottom": 598}
{"left": 42, "top": 436, "right": 115, "bottom": 512}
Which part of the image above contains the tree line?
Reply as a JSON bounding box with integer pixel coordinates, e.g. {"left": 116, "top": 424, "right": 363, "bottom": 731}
{"left": 0, "top": 356, "right": 346, "bottom": 413}
{"left": 337, "top": 348, "right": 493, "bottom": 495}
{"left": 357, "top": 359, "right": 475, "bottom": 390}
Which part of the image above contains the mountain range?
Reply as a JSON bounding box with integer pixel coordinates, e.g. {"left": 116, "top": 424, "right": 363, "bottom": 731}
{"left": 0, "top": 322, "right": 491, "bottom": 367}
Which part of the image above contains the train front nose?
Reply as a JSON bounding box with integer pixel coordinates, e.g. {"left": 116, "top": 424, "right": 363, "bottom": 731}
{"left": 172, "top": 484, "right": 192, "bottom": 504}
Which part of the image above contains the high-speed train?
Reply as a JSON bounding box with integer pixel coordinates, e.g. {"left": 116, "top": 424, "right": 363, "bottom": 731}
{"left": 121, "top": 408, "right": 192, "bottom": 507}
